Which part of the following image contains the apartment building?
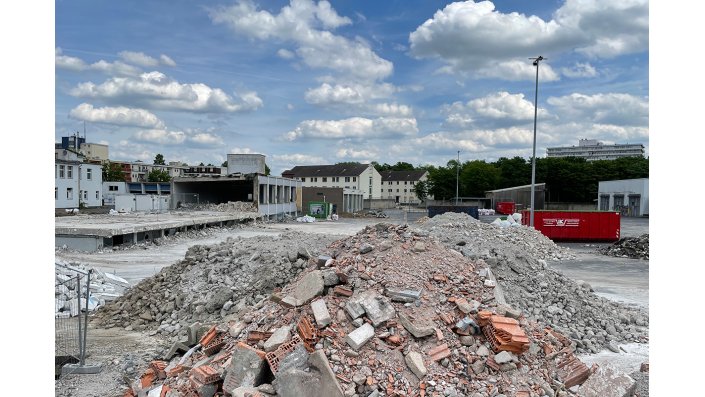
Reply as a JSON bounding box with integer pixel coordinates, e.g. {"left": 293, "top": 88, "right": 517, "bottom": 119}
{"left": 112, "top": 160, "right": 189, "bottom": 182}
{"left": 55, "top": 148, "right": 103, "bottom": 208}
{"left": 282, "top": 163, "right": 381, "bottom": 199}
{"left": 546, "top": 139, "right": 645, "bottom": 161}
{"left": 379, "top": 170, "right": 432, "bottom": 204}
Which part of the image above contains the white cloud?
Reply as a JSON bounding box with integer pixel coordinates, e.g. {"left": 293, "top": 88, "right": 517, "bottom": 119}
{"left": 284, "top": 117, "right": 418, "bottom": 141}
{"left": 304, "top": 82, "right": 397, "bottom": 106}
{"left": 561, "top": 62, "right": 597, "bottom": 78}
{"left": 272, "top": 153, "right": 326, "bottom": 164}
{"left": 409, "top": 0, "right": 647, "bottom": 79}
{"left": 336, "top": 148, "right": 377, "bottom": 161}
{"left": 189, "top": 133, "right": 225, "bottom": 147}
{"left": 547, "top": 93, "right": 648, "bottom": 126}
{"left": 370, "top": 103, "right": 413, "bottom": 117}
{"left": 277, "top": 48, "right": 296, "bottom": 59}
{"left": 133, "top": 129, "right": 186, "bottom": 145}
{"left": 55, "top": 48, "right": 141, "bottom": 76}
{"left": 70, "top": 71, "right": 263, "bottom": 113}
{"left": 209, "top": 0, "right": 392, "bottom": 82}
{"left": 119, "top": 51, "right": 160, "bottom": 67}
{"left": 68, "top": 103, "right": 165, "bottom": 129}
{"left": 55, "top": 47, "right": 88, "bottom": 71}
{"left": 230, "top": 147, "right": 257, "bottom": 154}
{"left": 443, "top": 92, "right": 548, "bottom": 128}
{"left": 160, "top": 54, "right": 177, "bottom": 67}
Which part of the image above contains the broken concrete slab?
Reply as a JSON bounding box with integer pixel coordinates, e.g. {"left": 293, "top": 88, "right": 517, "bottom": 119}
{"left": 344, "top": 300, "right": 365, "bottom": 320}
{"left": 359, "top": 243, "right": 374, "bottom": 254}
{"left": 345, "top": 323, "right": 375, "bottom": 350}
{"left": 264, "top": 325, "right": 292, "bottom": 352}
{"left": 321, "top": 268, "right": 340, "bottom": 286}
{"left": 578, "top": 365, "right": 636, "bottom": 397}
{"left": 308, "top": 349, "right": 345, "bottom": 397}
{"left": 385, "top": 289, "right": 422, "bottom": 303}
{"left": 405, "top": 351, "right": 427, "bottom": 379}
{"left": 311, "top": 299, "right": 332, "bottom": 328}
{"left": 222, "top": 342, "right": 268, "bottom": 393}
{"left": 398, "top": 312, "right": 434, "bottom": 338}
{"left": 357, "top": 290, "right": 395, "bottom": 327}
{"left": 228, "top": 321, "right": 246, "bottom": 338}
{"left": 282, "top": 270, "right": 324, "bottom": 307}
{"left": 494, "top": 351, "right": 514, "bottom": 364}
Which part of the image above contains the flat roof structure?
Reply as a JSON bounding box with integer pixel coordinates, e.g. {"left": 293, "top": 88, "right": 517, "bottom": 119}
{"left": 55, "top": 210, "right": 261, "bottom": 252}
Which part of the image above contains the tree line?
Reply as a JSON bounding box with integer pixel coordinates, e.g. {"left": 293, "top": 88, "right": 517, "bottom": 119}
{"left": 374, "top": 157, "right": 648, "bottom": 203}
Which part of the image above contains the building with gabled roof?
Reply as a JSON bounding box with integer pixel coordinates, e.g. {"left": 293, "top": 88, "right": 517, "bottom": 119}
{"left": 379, "top": 170, "right": 432, "bottom": 204}
{"left": 282, "top": 163, "right": 381, "bottom": 199}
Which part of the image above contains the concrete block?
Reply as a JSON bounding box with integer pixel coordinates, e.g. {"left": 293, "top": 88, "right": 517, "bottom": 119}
{"left": 345, "top": 323, "right": 374, "bottom": 350}
{"left": 358, "top": 291, "right": 395, "bottom": 327}
{"left": 308, "top": 349, "right": 345, "bottom": 397}
{"left": 274, "top": 369, "right": 320, "bottom": 397}
{"left": 321, "top": 268, "right": 340, "bottom": 286}
{"left": 405, "top": 351, "right": 427, "bottom": 379}
{"left": 187, "top": 322, "right": 203, "bottom": 345}
{"left": 229, "top": 321, "right": 246, "bottom": 338}
{"left": 283, "top": 270, "right": 324, "bottom": 307}
{"left": 494, "top": 351, "right": 514, "bottom": 364}
{"left": 264, "top": 325, "right": 292, "bottom": 352}
{"left": 398, "top": 312, "right": 434, "bottom": 338}
{"left": 578, "top": 365, "right": 636, "bottom": 397}
{"left": 311, "top": 299, "right": 332, "bottom": 328}
{"left": 359, "top": 243, "right": 374, "bottom": 254}
{"left": 222, "top": 343, "right": 268, "bottom": 393}
{"left": 386, "top": 289, "right": 422, "bottom": 303}
{"left": 345, "top": 300, "right": 365, "bottom": 320}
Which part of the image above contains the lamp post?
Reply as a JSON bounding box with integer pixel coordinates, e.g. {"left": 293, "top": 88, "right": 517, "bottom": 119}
{"left": 529, "top": 55, "right": 545, "bottom": 228}
{"left": 455, "top": 150, "right": 460, "bottom": 206}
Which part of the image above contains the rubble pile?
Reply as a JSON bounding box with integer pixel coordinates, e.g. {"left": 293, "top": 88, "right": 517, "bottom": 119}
{"left": 416, "top": 213, "right": 649, "bottom": 353}
{"left": 599, "top": 234, "right": 649, "bottom": 260}
{"left": 177, "top": 201, "right": 258, "bottom": 213}
{"left": 55, "top": 260, "right": 131, "bottom": 317}
{"left": 121, "top": 223, "right": 630, "bottom": 397}
{"left": 91, "top": 232, "right": 340, "bottom": 337}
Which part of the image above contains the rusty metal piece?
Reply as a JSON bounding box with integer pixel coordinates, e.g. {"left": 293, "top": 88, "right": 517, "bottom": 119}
{"left": 333, "top": 286, "right": 353, "bottom": 297}
{"left": 296, "top": 315, "right": 318, "bottom": 352}
{"left": 192, "top": 365, "right": 220, "bottom": 384}
{"left": 428, "top": 343, "right": 451, "bottom": 362}
{"left": 265, "top": 334, "right": 302, "bottom": 374}
{"left": 247, "top": 330, "right": 273, "bottom": 344}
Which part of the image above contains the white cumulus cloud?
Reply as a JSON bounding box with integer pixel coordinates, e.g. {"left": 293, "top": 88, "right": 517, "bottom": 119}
{"left": 547, "top": 93, "right": 648, "bottom": 126}
{"left": 561, "top": 62, "right": 597, "bottom": 78}
{"left": 133, "top": 129, "right": 186, "bottom": 145}
{"left": 443, "top": 92, "right": 548, "bottom": 128}
{"left": 284, "top": 117, "right": 418, "bottom": 141}
{"left": 69, "top": 103, "right": 165, "bottom": 129}
{"left": 189, "top": 133, "right": 225, "bottom": 147}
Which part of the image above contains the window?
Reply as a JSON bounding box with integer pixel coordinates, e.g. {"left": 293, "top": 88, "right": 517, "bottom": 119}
{"left": 67, "top": 188, "right": 73, "bottom": 200}
{"left": 312, "top": 177, "right": 318, "bottom": 182}
{"left": 59, "top": 165, "right": 65, "bottom": 178}
{"left": 67, "top": 166, "right": 73, "bottom": 179}
{"left": 388, "top": 189, "right": 392, "bottom": 192}
{"left": 396, "top": 189, "right": 399, "bottom": 192}
{"left": 95, "top": 191, "right": 99, "bottom": 199}
{"left": 83, "top": 191, "right": 88, "bottom": 200}
{"left": 353, "top": 177, "right": 357, "bottom": 182}
{"left": 404, "top": 181, "right": 408, "bottom": 185}
{"left": 345, "top": 177, "right": 350, "bottom": 182}
{"left": 109, "top": 185, "right": 118, "bottom": 191}
{"left": 55, "top": 187, "right": 58, "bottom": 200}
{"left": 301, "top": 177, "right": 305, "bottom": 182}
{"left": 404, "top": 189, "right": 407, "bottom": 193}
{"left": 87, "top": 169, "right": 92, "bottom": 180}
{"left": 388, "top": 181, "right": 392, "bottom": 185}
{"left": 396, "top": 181, "right": 399, "bottom": 185}
{"left": 322, "top": 177, "right": 327, "bottom": 182}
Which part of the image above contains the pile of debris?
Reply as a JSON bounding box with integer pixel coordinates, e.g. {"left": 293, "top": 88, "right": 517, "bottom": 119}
{"left": 599, "top": 234, "right": 649, "bottom": 260}
{"left": 177, "top": 201, "right": 258, "bottom": 213}
{"left": 355, "top": 210, "right": 388, "bottom": 218}
{"left": 417, "top": 212, "right": 648, "bottom": 353}
{"left": 55, "top": 260, "right": 131, "bottom": 317}
{"left": 91, "top": 232, "right": 341, "bottom": 338}
{"left": 121, "top": 223, "right": 639, "bottom": 397}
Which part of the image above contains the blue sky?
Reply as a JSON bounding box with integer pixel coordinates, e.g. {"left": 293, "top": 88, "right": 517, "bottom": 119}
{"left": 55, "top": 0, "right": 649, "bottom": 174}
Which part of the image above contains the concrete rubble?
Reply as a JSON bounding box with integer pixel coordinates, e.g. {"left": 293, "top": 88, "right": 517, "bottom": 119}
{"left": 112, "top": 222, "right": 647, "bottom": 397}
{"left": 55, "top": 259, "right": 131, "bottom": 317}
{"left": 599, "top": 234, "right": 649, "bottom": 260}
{"left": 417, "top": 212, "right": 649, "bottom": 353}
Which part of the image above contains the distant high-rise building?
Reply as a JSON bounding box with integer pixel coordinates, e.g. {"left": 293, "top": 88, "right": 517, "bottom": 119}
{"left": 546, "top": 139, "right": 645, "bottom": 161}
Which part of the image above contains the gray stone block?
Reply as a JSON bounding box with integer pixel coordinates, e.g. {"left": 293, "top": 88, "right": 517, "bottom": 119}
{"left": 223, "top": 343, "right": 268, "bottom": 392}
{"left": 283, "top": 270, "right": 324, "bottom": 307}
{"left": 264, "top": 325, "right": 292, "bottom": 352}
{"left": 398, "top": 312, "right": 434, "bottom": 338}
{"left": 358, "top": 291, "right": 395, "bottom": 327}
{"left": 578, "top": 365, "right": 636, "bottom": 397}
{"left": 345, "top": 323, "right": 374, "bottom": 350}
{"left": 311, "top": 299, "right": 332, "bottom": 328}
{"left": 405, "top": 351, "right": 427, "bottom": 379}
{"left": 386, "top": 289, "right": 422, "bottom": 303}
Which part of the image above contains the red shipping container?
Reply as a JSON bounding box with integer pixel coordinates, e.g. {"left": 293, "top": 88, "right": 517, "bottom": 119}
{"left": 496, "top": 202, "right": 516, "bottom": 215}
{"left": 521, "top": 210, "right": 620, "bottom": 242}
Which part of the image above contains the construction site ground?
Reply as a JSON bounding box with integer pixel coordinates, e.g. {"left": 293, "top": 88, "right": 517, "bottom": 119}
{"left": 54, "top": 210, "right": 649, "bottom": 396}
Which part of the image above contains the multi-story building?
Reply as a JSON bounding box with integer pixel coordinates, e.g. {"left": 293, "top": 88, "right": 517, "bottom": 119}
{"left": 546, "top": 139, "right": 645, "bottom": 161}
{"left": 111, "top": 160, "right": 189, "bottom": 182}
{"left": 56, "top": 133, "right": 109, "bottom": 163}
{"left": 282, "top": 163, "right": 382, "bottom": 199}
{"left": 379, "top": 170, "right": 432, "bottom": 204}
{"left": 55, "top": 148, "right": 103, "bottom": 208}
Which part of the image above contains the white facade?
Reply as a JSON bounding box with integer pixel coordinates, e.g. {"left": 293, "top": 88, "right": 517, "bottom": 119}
{"left": 597, "top": 178, "right": 649, "bottom": 216}
{"left": 547, "top": 139, "right": 645, "bottom": 161}
{"left": 256, "top": 175, "right": 301, "bottom": 218}
{"left": 55, "top": 149, "right": 103, "bottom": 208}
{"left": 102, "top": 181, "right": 127, "bottom": 206}
{"left": 294, "top": 165, "right": 381, "bottom": 199}
{"left": 381, "top": 171, "right": 431, "bottom": 204}
{"left": 227, "top": 153, "right": 266, "bottom": 174}
{"left": 80, "top": 142, "right": 109, "bottom": 162}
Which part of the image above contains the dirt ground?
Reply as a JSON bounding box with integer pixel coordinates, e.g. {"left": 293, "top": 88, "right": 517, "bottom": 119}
{"left": 54, "top": 213, "right": 649, "bottom": 396}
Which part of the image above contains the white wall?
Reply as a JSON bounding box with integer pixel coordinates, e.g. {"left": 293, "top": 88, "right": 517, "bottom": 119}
{"left": 103, "top": 182, "right": 127, "bottom": 205}
{"left": 55, "top": 162, "right": 103, "bottom": 208}
{"left": 598, "top": 178, "right": 649, "bottom": 216}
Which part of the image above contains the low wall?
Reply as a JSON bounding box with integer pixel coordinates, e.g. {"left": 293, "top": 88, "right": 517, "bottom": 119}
{"left": 364, "top": 199, "right": 396, "bottom": 210}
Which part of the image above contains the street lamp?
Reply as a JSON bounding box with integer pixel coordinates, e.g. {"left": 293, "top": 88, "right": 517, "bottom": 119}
{"left": 529, "top": 55, "right": 545, "bottom": 228}
{"left": 455, "top": 150, "right": 460, "bottom": 206}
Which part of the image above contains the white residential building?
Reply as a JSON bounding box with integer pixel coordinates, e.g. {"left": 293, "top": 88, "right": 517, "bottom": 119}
{"left": 546, "top": 139, "right": 645, "bottom": 161}
{"left": 283, "top": 163, "right": 382, "bottom": 199}
{"left": 55, "top": 148, "right": 103, "bottom": 208}
{"left": 114, "top": 160, "right": 188, "bottom": 182}
{"left": 379, "top": 170, "right": 432, "bottom": 204}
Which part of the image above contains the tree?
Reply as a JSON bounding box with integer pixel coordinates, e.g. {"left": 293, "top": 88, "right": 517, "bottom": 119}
{"left": 460, "top": 160, "right": 501, "bottom": 197}
{"left": 147, "top": 169, "right": 171, "bottom": 182}
{"left": 102, "top": 162, "right": 124, "bottom": 182}
{"left": 265, "top": 163, "right": 271, "bottom": 176}
{"left": 221, "top": 160, "right": 228, "bottom": 167}
{"left": 154, "top": 153, "right": 165, "bottom": 165}
{"left": 414, "top": 180, "right": 429, "bottom": 202}
{"left": 198, "top": 162, "right": 205, "bottom": 166}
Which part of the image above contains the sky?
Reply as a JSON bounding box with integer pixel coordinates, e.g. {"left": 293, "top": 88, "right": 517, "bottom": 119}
{"left": 55, "top": 0, "right": 649, "bottom": 175}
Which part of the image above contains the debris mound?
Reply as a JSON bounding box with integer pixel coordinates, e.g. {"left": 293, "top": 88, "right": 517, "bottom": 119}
{"left": 122, "top": 223, "right": 607, "bottom": 397}
{"left": 415, "top": 212, "right": 648, "bottom": 353}
{"left": 599, "top": 234, "right": 649, "bottom": 260}
{"left": 91, "top": 232, "right": 340, "bottom": 336}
